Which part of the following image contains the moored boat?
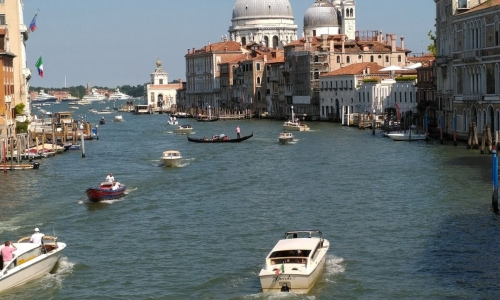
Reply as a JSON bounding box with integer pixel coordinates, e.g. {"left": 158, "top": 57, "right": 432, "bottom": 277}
{"left": 82, "top": 88, "right": 107, "bottom": 102}
{"left": 161, "top": 150, "right": 182, "bottom": 167}
{"left": 259, "top": 230, "right": 329, "bottom": 294}
{"left": 187, "top": 133, "right": 253, "bottom": 143}
{"left": 86, "top": 182, "right": 126, "bottom": 202}
{"left": 173, "top": 124, "right": 193, "bottom": 134}
{"left": 278, "top": 132, "right": 294, "bottom": 144}
{"left": 0, "top": 235, "right": 66, "bottom": 294}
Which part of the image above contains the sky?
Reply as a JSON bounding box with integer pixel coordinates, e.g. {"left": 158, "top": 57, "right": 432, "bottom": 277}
{"left": 23, "top": 0, "right": 436, "bottom": 89}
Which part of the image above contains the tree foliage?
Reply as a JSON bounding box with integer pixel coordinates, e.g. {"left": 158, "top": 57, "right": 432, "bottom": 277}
{"left": 427, "top": 30, "right": 436, "bottom": 56}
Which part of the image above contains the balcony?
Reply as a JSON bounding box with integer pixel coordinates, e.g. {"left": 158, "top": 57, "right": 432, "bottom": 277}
{"left": 462, "top": 50, "right": 482, "bottom": 62}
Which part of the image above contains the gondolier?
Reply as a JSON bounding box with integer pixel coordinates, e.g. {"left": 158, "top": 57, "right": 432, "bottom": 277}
{"left": 236, "top": 125, "right": 241, "bottom": 138}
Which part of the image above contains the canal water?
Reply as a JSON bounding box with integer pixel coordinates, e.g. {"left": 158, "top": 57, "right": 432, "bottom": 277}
{"left": 0, "top": 102, "right": 499, "bottom": 299}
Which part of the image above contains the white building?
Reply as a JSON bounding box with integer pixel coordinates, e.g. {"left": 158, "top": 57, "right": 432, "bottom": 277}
{"left": 145, "top": 59, "right": 182, "bottom": 111}
{"left": 320, "top": 62, "right": 418, "bottom": 124}
{"left": 229, "top": 0, "right": 298, "bottom": 48}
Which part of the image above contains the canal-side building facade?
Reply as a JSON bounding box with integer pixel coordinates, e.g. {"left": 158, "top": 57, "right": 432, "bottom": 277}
{"left": 145, "top": 59, "right": 183, "bottom": 112}
{"left": 185, "top": 39, "right": 243, "bottom": 111}
{"left": 435, "top": 0, "right": 500, "bottom": 139}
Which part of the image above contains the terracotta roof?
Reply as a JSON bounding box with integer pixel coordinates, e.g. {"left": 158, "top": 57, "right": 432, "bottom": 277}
{"left": 463, "top": 0, "right": 500, "bottom": 14}
{"left": 285, "top": 35, "right": 410, "bottom": 54}
{"left": 187, "top": 40, "right": 242, "bottom": 56}
{"left": 321, "top": 62, "right": 385, "bottom": 76}
{"left": 220, "top": 54, "right": 246, "bottom": 64}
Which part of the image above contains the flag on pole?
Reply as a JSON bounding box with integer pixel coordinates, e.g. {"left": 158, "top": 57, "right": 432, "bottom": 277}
{"left": 35, "top": 56, "right": 43, "bottom": 78}
{"left": 29, "top": 10, "right": 39, "bottom": 32}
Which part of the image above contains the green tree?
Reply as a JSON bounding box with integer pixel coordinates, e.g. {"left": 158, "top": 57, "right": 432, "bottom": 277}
{"left": 427, "top": 30, "right": 436, "bottom": 56}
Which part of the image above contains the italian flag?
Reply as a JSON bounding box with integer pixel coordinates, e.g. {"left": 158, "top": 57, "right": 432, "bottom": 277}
{"left": 36, "top": 56, "right": 43, "bottom": 78}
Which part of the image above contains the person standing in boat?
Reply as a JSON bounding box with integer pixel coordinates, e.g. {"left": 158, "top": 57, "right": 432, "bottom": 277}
{"left": 30, "top": 228, "right": 44, "bottom": 244}
{"left": 1, "top": 241, "right": 17, "bottom": 269}
{"left": 236, "top": 125, "right": 241, "bottom": 138}
{"left": 106, "top": 173, "right": 115, "bottom": 183}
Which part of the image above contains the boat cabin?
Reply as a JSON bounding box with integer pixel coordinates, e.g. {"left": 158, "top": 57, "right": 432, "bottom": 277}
{"left": 134, "top": 104, "right": 151, "bottom": 115}
{"left": 53, "top": 111, "right": 74, "bottom": 125}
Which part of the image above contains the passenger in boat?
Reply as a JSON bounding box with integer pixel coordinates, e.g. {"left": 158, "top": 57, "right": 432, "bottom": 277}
{"left": 111, "top": 182, "right": 119, "bottom": 190}
{"left": 30, "top": 227, "right": 44, "bottom": 244}
{"left": 106, "top": 173, "right": 115, "bottom": 183}
{"left": 1, "top": 241, "right": 17, "bottom": 269}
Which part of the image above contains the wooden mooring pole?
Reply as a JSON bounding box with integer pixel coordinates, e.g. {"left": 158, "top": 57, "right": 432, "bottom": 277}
{"left": 492, "top": 148, "right": 499, "bottom": 213}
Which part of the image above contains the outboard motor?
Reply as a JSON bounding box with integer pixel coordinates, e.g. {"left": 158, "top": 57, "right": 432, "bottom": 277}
{"left": 32, "top": 162, "right": 40, "bottom": 169}
{"left": 281, "top": 283, "right": 290, "bottom": 292}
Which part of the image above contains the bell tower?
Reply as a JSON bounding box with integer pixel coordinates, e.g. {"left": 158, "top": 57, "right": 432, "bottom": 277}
{"left": 341, "top": 0, "right": 356, "bottom": 40}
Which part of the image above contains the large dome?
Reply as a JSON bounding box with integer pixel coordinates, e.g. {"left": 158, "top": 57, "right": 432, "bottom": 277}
{"left": 232, "top": 0, "right": 294, "bottom": 20}
{"left": 304, "top": 0, "right": 339, "bottom": 28}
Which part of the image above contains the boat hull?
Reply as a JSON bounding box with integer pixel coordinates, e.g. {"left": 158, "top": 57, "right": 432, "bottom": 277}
{"left": 387, "top": 133, "right": 427, "bottom": 141}
{"left": 86, "top": 186, "right": 126, "bottom": 202}
{"left": 162, "top": 158, "right": 182, "bottom": 167}
{"left": 283, "top": 123, "right": 310, "bottom": 132}
{"left": 173, "top": 128, "right": 192, "bottom": 134}
{"left": 187, "top": 133, "right": 253, "bottom": 143}
{"left": 0, "top": 242, "right": 66, "bottom": 293}
{"left": 259, "top": 244, "right": 328, "bottom": 294}
{"left": 278, "top": 137, "right": 293, "bottom": 145}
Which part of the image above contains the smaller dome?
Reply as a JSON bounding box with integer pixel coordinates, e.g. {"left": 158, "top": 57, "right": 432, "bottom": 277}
{"left": 304, "top": 0, "right": 339, "bottom": 28}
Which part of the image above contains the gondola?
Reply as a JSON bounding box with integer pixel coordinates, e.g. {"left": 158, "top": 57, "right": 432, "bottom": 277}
{"left": 196, "top": 116, "right": 219, "bottom": 122}
{"left": 187, "top": 133, "right": 253, "bottom": 143}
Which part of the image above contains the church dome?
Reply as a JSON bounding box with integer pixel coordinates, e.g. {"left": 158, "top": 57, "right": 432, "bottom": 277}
{"left": 304, "top": 0, "right": 339, "bottom": 28}
{"left": 232, "top": 0, "right": 294, "bottom": 20}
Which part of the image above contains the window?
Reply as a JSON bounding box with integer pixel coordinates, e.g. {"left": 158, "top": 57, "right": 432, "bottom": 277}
{"left": 0, "top": 14, "right": 5, "bottom": 25}
{"left": 256, "top": 63, "right": 261, "bottom": 71}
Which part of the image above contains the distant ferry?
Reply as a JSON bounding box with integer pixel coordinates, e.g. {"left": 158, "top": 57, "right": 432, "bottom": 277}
{"left": 32, "top": 90, "right": 57, "bottom": 103}
{"left": 108, "top": 88, "right": 131, "bottom": 101}
{"left": 82, "top": 88, "right": 107, "bottom": 102}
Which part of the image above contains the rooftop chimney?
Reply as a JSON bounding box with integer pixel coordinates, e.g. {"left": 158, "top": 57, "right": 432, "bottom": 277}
{"left": 400, "top": 36, "right": 405, "bottom": 50}
{"left": 391, "top": 34, "right": 396, "bottom": 52}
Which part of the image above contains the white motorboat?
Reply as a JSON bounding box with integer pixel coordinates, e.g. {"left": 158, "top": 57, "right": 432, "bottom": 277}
{"left": 387, "top": 127, "right": 428, "bottom": 141}
{"left": 278, "top": 132, "right": 294, "bottom": 144}
{"left": 161, "top": 150, "right": 182, "bottom": 167}
{"left": 0, "top": 235, "right": 66, "bottom": 293}
{"left": 32, "top": 90, "right": 57, "bottom": 103}
{"left": 114, "top": 115, "right": 123, "bottom": 122}
{"left": 283, "top": 106, "right": 310, "bottom": 131}
{"left": 108, "top": 88, "right": 131, "bottom": 101}
{"left": 172, "top": 125, "right": 193, "bottom": 134}
{"left": 283, "top": 121, "right": 310, "bottom": 131}
{"left": 82, "top": 88, "right": 107, "bottom": 102}
{"left": 259, "top": 230, "right": 329, "bottom": 294}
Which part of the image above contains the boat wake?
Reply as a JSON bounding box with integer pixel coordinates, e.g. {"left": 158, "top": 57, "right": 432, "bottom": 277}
{"left": 39, "top": 256, "right": 75, "bottom": 289}
{"left": 323, "top": 254, "right": 345, "bottom": 280}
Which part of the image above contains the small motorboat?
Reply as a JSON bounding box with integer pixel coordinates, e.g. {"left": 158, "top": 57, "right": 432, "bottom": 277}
{"left": 161, "top": 150, "right": 182, "bottom": 167}
{"left": 173, "top": 125, "right": 193, "bottom": 134}
{"left": 0, "top": 235, "right": 66, "bottom": 293}
{"left": 259, "top": 230, "right": 329, "bottom": 294}
{"left": 114, "top": 115, "right": 123, "bottom": 122}
{"left": 86, "top": 181, "right": 126, "bottom": 202}
{"left": 99, "top": 117, "right": 105, "bottom": 125}
{"left": 283, "top": 121, "right": 310, "bottom": 131}
{"left": 278, "top": 132, "right": 294, "bottom": 144}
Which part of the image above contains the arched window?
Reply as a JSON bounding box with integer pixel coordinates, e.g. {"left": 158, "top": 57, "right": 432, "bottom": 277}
{"left": 337, "top": 56, "right": 341, "bottom": 63}
{"left": 241, "top": 37, "right": 247, "bottom": 45}
{"left": 346, "top": 56, "right": 350, "bottom": 63}
{"left": 370, "top": 55, "right": 374, "bottom": 62}
{"left": 257, "top": 77, "right": 261, "bottom": 85}
{"left": 264, "top": 36, "right": 269, "bottom": 47}
{"left": 385, "top": 56, "right": 389, "bottom": 63}
{"left": 273, "top": 36, "right": 279, "bottom": 48}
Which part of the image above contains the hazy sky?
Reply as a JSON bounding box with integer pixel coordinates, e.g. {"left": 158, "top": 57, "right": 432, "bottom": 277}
{"left": 23, "top": 0, "right": 435, "bottom": 89}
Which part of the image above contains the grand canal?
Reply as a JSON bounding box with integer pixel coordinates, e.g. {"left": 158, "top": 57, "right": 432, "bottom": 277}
{"left": 0, "top": 102, "right": 499, "bottom": 299}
